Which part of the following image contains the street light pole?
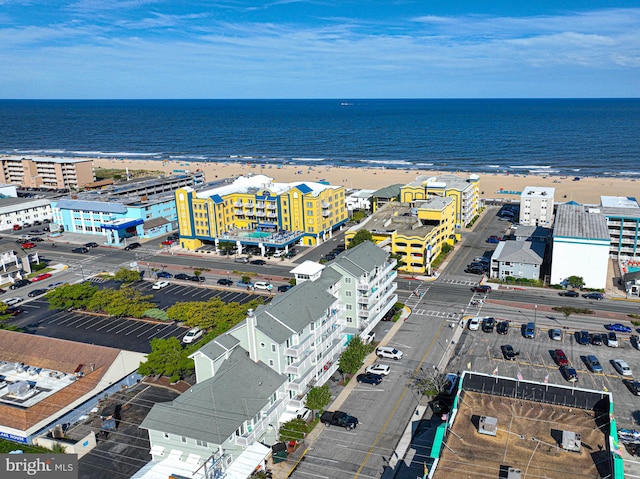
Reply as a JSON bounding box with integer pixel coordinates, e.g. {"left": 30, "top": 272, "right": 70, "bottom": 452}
{"left": 534, "top": 304, "right": 537, "bottom": 324}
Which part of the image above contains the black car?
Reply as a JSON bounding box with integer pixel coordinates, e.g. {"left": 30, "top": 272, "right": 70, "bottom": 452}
{"left": 217, "top": 278, "right": 234, "bottom": 286}
{"left": 71, "top": 247, "right": 89, "bottom": 254}
{"left": 582, "top": 292, "right": 604, "bottom": 300}
{"left": 250, "top": 259, "right": 267, "bottom": 265}
{"left": 323, "top": 253, "right": 336, "bottom": 261}
{"left": 167, "top": 234, "right": 179, "bottom": 241}
{"left": 356, "top": 372, "right": 383, "bottom": 385}
{"left": 277, "top": 284, "right": 293, "bottom": 292}
{"left": 175, "top": 273, "right": 191, "bottom": 280}
{"left": 623, "top": 380, "right": 640, "bottom": 396}
{"left": 559, "top": 290, "right": 579, "bottom": 297}
{"left": 84, "top": 242, "right": 99, "bottom": 248}
{"left": 320, "top": 411, "right": 358, "bottom": 430}
{"left": 124, "top": 242, "right": 141, "bottom": 251}
{"left": 481, "top": 317, "right": 495, "bottom": 333}
{"left": 590, "top": 333, "right": 603, "bottom": 346}
{"left": 5, "top": 307, "right": 23, "bottom": 316}
{"left": 189, "top": 275, "right": 205, "bottom": 282}
{"left": 575, "top": 330, "right": 590, "bottom": 345}
{"left": 465, "top": 267, "right": 485, "bottom": 274}
{"left": 28, "top": 288, "right": 47, "bottom": 297}
{"left": 9, "top": 279, "right": 31, "bottom": 290}
{"left": 284, "top": 249, "right": 298, "bottom": 258}
{"left": 382, "top": 307, "right": 399, "bottom": 322}
{"left": 496, "top": 321, "right": 509, "bottom": 335}
{"left": 501, "top": 344, "right": 518, "bottom": 360}
{"left": 156, "top": 271, "right": 173, "bottom": 278}
{"left": 560, "top": 365, "right": 578, "bottom": 383}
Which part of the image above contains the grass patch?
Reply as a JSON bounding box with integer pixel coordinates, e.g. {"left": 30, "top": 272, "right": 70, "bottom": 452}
{"left": 0, "top": 439, "right": 52, "bottom": 454}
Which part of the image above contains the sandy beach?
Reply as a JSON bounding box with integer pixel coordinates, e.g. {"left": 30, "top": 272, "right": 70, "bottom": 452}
{"left": 93, "top": 158, "right": 638, "bottom": 205}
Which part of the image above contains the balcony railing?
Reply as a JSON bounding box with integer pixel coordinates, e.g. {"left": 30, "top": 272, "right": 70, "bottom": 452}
{"left": 235, "top": 398, "right": 287, "bottom": 447}
{"left": 285, "top": 320, "right": 340, "bottom": 357}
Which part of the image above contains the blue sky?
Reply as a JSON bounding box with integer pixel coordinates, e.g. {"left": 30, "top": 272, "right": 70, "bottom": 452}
{"left": 1, "top": 1, "right": 638, "bottom": 99}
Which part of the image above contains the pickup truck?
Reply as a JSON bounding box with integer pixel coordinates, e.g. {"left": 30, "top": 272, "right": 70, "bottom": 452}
{"left": 320, "top": 411, "right": 358, "bottom": 430}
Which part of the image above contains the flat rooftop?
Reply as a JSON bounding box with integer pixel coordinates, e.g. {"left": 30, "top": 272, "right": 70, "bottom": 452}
{"left": 0, "top": 360, "right": 77, "bottom": 409}
{"left": 432, "top": 390, "right": 608, "bottom": 479}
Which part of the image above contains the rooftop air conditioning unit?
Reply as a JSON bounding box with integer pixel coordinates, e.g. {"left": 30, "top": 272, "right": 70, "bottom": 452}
{"left": 478, "top": 416, "right": 497, "bottom": 436}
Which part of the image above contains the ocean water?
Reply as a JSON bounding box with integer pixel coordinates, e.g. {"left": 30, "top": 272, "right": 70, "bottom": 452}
{"left": 0, "top": 99, "right": 638, "bottom": 177}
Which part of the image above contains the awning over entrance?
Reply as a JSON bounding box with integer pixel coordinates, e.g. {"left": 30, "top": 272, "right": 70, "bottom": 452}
{"left": 225, "top": 442, "right": 270, "bottom": 479}
{"left": 100, "top": 218, "right": 144, "bottom": 230}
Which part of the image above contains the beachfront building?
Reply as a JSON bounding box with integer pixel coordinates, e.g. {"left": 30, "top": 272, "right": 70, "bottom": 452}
{"left": 0, "top": 197, "right": 53, "bottom": 231}
{"left": 600, "top": 196, "right": 640, "bottom": 258}
{"left": 138, "top": 241, "right": 396, "bottom": 479}
{"left": 345, "top": 189, "right": 375, "bottom": 213}
{"left": 345, "top": 198, "right": 457, "bottom": 275}
{"left": 0, "top": 156, "right": 95, "bottom": 190}
{"left": 174, "top": 175, "right": 348, "bottom": 252}
{"left": 489, "top": 240, "right": 545, "bottom": 281}
{"left": 519, "top": 186, "right": 555, "bottom": 227}
{"left": 370, "top": 184, "right": 402, "bottom": 212}
{"left": 550, "top": 204, "right": 610, "bottom": 289}
{"left": 0, "top": 330, "right": 144, "bottom": 446}
{"left": 49, "top": 173, "right": 204, "bottom": 244}
{"left": 400, "top": 174, "right": 479, "bottom": 228}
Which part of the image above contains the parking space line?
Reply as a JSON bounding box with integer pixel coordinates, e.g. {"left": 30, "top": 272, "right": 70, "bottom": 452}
{"left": 147, "top": 323, "right": 173, "bottom": 339}
{"left": 66, "top": 315, "right": 94, "bottom": 328}
{"left": 46, "top": 311, "right": 76, "bottom": 324}
{"left": 95, "top": 317, "right": 119, "bottom": 331}
{"left": 136, "top": 324, "right": 159, "bottom": 338}
{"left": 158, "top": 327, "right": 182, "bottom": 340}
{"left": 56, "top": 313, "right": 86, "bottom": 326}
{"left": 112, "top": 320, "right": 142, "bottom": 335}
{"left": 87, "top": 316, "right": 113, "bottom": 329}
{"left": 105, "top": 320, "right": 128, "bottom": 333}
{"left": 125, "top": 322, "right": 148, "bottom": 336}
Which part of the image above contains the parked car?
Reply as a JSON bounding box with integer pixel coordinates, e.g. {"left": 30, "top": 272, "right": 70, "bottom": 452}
{"left": 481, "top": 317, "right": 495, "bottom": 333}
{"left": 606, "top": 331, "right": 619, "bottom": 347}
{"left": 217, "top": 278, "right": 234, "bottom": 286}
{"left": 152, "top": 280, "right": 170, "bottom": 290}
{"left": 365, "top": 363, "right": 391, "bottom": 376}
{"left": 277, "top": 284, "right": 293, "bottom": 292}
{"left": 575, "top": 330, "right": 590, "bottom": 345}
{"left": 623, "top": 380, "right": 640, "bottom": 396}
{"left": 182, "top": 327, "right": 204, "bottom": 344}
{"left": 382, "top": 307, "right": 399, "bottom": 322}
{"left": 250, "top": 259, "right": 266, "bottom": 265}
{"left": 21, "top": 242, "right": 36, "bottom": 249}
{"left": 284, "top": 249, "right": 298, "bottom": 258}
{"left": 472, "top": 285, "right": 491, "bottom": 293}
{"left": 84, "top": 242, "right": 99, "bottom": 248}
{"left": 559, "top": 290, "right": 579, "bottom": 297}
{"left": 376, "top": 346, "right": 403, "bottom": 360}
{"left": 320, "top": 411, "right": 358, "bottom": 430}
{"left": 124, "top": 242, "right": 141, "bottom": 251}
{"left": 356, "top": 372, "right": 383, "bottom": 385}
{"left": 605, "top": 323, "right": 632, "bottom": 333}
{"left": 46, "top": 282, "right": 66, "bottom": 289}
{"left": 582, "top": 292, "right": 604, "bottom": 300}
{"left": 486, "top": 236, "right": 500, "bottom": 243}
{"left": 32, "top": 273, "right": 52, "bottom": 282}
{"left": 552, "top": 349, "right": 569, "bottom": 366}
{"left": 175, "top": 273, "right": 191, "bottom": 280}
{"left": 465, "top": 267, "right": 485, "bottom": 274}
{"left": 28, "top": 288, "right": 47, "bottom": 297}
{"left": 189, "top": 275, "right": 205, "bottom": 282}
{"left": 0, "top": 288, "right": 5, "bottom": 295}
{"left": 560, "top": 365, "right": 578, "bottom": 383}
{"left": 584, "top": 355, "right": 603, "bottom": 373}
{"left": 5, "top": 307, "right": 23, "bottom": 316}
{"left": 3, "top": 297, "right": 23, "bottom": 306}
{"left": 12, "top": 224, "right": 22, "bottom": 231}
{"left": 523, "top": 322, "right": 536, "bottom": 338}
{"left": 496, "top": 321, "right": 509, "bottom": 335}
{"left": 9, "top": 279, "right": 31, "bottom": 290}
{"left": 234, "top": 256, "right": 249, "bottom": 263}
{"left": 473, "top": 256, "right": 490, "bottom": 264}
{"left": 71, "top": 247, "right": 89, "bottom": 254}
{"left": 550, "top": 329, "right": 562, "bottom": 341}
{"left": 612, "top": 359, "right": 633, "bottom": 376}
{"left": 468, "top": 317, "right": 481, "bottom": 331}
{"left": 237, "top": 279, "right": 254, "bottom": 288}
{"left": 156, "top": 271, "right": 173, "bottom": 278}
{"left": 254, "top": 281, "right": 273, "bottom": 291}
{"left": 501, "top": 344, "right": 518, "bottom": 361}
{"left": 590, "top": 333, "right": 604, "bottom": 346}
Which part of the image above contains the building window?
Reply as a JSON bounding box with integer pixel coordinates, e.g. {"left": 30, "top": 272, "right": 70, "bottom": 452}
{"left": 346, "top": 304, "right": 352, "bottom": 310}
{"left": 345, "top": 290, "right": 352, "bottom": 297}
{"left": 346, "top": 316, "right": 353, "bottom": 323}
{"left": 271, "top": 344, "right": 276, "bottom": 352}
{"left": 163, "top": 432, "right": 170, "bottom": 439}
{"left": 196, "top": 439, "right": 208, "bottom": 448}
{"left": 181, "top": 436, "right": 187, "bottom": 443}
{"left": 269, "top": 359, "right": 274, "bottom": 367}
{"left": 260, "top": 342, "right": 265, "bottom": 348}
{"left": 344, "top": 277, "right": 351, "bottom": 283}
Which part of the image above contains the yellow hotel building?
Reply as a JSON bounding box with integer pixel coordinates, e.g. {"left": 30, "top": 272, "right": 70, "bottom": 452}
{"left": 175, "top": 175, "right": 347, "bottom": 251}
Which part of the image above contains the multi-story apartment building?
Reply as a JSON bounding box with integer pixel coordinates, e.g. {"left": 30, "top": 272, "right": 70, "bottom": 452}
{"left": 139, "top": 241, "right": 396, "bottom": 479}
{"left": 0, "top": 197, "right": 52, "bottom": 231}
{"left": 600, "top": 196, "right": 640, "bottom": 258}
{"left": 400, "top": 174, "right": 479, "bottom": 227}
{"left": 0, "top": 156, "right": 95, "bottom": 190}
{"left": 345, "top": 197, "right": 457, "bottom": 275}
{"left": 175, "top": 175, "right": 348, "bottom": 252}
{"left": 519, "top": 186, "right": 555, "bottom": 227}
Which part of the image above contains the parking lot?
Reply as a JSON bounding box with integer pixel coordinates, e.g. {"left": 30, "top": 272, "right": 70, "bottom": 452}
{"left": 7, "top": 280, "right": 270, "bottom": 353}
{"left": 448, "top": 316, "right": 640, "bottom": 428}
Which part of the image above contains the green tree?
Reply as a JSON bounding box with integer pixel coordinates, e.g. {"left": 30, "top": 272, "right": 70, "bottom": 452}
{"left": 218, "top": 242, "right": 236, "bottom": 255}
{"left": 166, "top": 298, "right": 264, "bottom": 332}
{"left": 193, "top": 269, "right": 202, "bottom": 278}
{"left": 46, "top": 282, "right": 98, "bottom": 310}
{"left": 87, "top": 287, "right": 154, "bottom": 317}
{"left": 138, "top": 337, "right": 194, "bottom": 379}
{"left": 566, "top": 276, "right": 585, "bottom": 289}
{"left": 305, "top": 384, "right": 331, "bottom": 415}
{"left": 351, "top": 210, "right": 367, "bottom": 223}
{"left": 114, "top": 267, "right": 142, "bottom": 283}
{"left": 338, "top": 337, "right": 369, "bottom": 375}
{"left": 348, "top": 231, "right": 374, "bottom": 249}
{"left": 278, "top": 418, "right": 310, "bottom": 442}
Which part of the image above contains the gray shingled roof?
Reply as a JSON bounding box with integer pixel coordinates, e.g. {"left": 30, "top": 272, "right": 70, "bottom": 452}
{"left": 329, "top": 241, "right": 389, "bottom": 277}
{"left": 254, "top": 280, "right": 338, "bottom": 343}
{"left": 553, "top": 204, "right": 609, "bottom": 240}
{"left": 493, "top": 241, "right": 545, "bottom": 265}
{"left": 372, "top": 184, "right": 402, "bottom": 199}
{"left": 140, "top": 348, "right": 286, "bottom": 444}
{"left": 194, "top": 334, "right": 241, "bottom": 362}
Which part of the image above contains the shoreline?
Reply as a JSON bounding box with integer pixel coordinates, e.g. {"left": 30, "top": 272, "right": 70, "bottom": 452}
{"left": 90, "top": 157, "right": 639, "bottom": 205}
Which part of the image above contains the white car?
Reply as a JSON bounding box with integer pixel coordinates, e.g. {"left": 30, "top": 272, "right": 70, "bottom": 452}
{"left": 468, "top": 317, "right": 481, "bottom": 331}
{"left": 363, "top": 332, "right": 375, "bottom": 344}
{"left": 152, "top": 280, "right": 170, "bottom": 290}
{"left": 182, "top": 327, "right": 204, "bottom": 344}
{"left": 3, "top": 297, "right": 23, "bottom": 306}
{"left": 365, "top": 363, "right": 390, "bottom": 376}
{"left": 254, "top": 281, "right": 273, "bottom": 291}
{"left": 376, "top": 346, "right": 403, "bottom": 360}
{"left": 606, "top": 332, "right": 619, "bottom": 348}
{"left": 613, "top": 359, "right": 632, "bottom": 376}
